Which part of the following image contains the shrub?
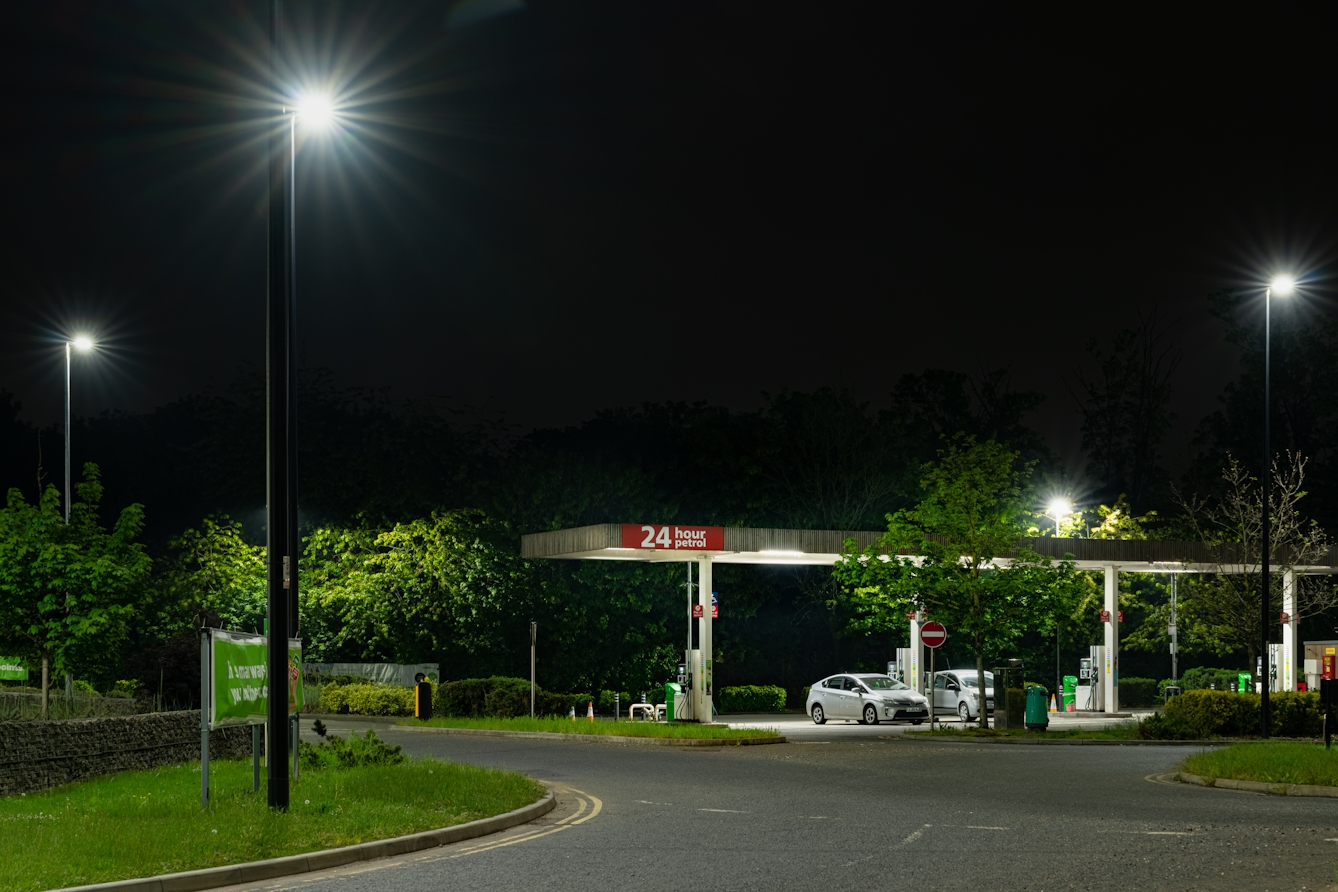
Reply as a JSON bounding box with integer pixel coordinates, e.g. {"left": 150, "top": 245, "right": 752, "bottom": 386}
{"left": 597, "top": 689, "right": 634, "bottom": 715}
{"left": 436, "top": 677, "right": 577, "bottom": 718}
{"left": 73, "top": 679, "right": 99, "bottom": 696}
{"left": 1139, "top": 689, "right": 1323, "bottom": 739}
{"left": 1119, "top": 677, "right": 1159, "bottom": 708}
{"left": 299, "top": 729, "right": 405, "bottom": 770}
{"left": 319, "top": 682, "right": 414, "bottom": 717}
{"left": 717, "top": 685, "right": 787, "bottom": 713}
{"left": 1179, "top": 666, "right": 1250, "bottom": 692}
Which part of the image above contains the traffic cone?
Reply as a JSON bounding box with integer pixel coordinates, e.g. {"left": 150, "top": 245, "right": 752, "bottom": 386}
{"left": 569, "top": 706, "right": 576, "bottom": 721}
{"left": 1049, "top": 694, "right": 1057, "bottom": 713}
{"left": 587, "top": 701, "right": 594, "bottom": 721}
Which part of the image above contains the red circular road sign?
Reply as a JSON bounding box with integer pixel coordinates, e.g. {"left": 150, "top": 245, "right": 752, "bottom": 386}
{"left": 921, "top": 621, "right": 947, "bottom": 648}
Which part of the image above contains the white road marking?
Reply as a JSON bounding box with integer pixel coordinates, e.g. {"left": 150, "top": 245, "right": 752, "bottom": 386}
{"left": 967, "top": 826, "right": 1007, "bottom": 830}
{"left": 698, "top": 808, "right": 748, "bottom": 813}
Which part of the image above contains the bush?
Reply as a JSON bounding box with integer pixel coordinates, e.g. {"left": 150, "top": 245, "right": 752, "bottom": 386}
{"left": 436, "top": 677, "right": 579, "bottom": 718}
{"left": 299, "top": 728, "right": 405, "bottom": 770}
{"left": 73, "top": 679, "right": 99, "bottom": 696}
{"left": 1119, "top": 677, "right": 1159, "bottom": 708}
{"left": 1139, "top": 689, "right": 1322, "bottom": 739}
{"left": 1179, "top": 666, "right": 1250, "bottom": 692}
{"left": 717, "top": 685, "right": 787, "bottom": 713}
{"left": 318, "top": 682, "right": 415, "bottom": 717}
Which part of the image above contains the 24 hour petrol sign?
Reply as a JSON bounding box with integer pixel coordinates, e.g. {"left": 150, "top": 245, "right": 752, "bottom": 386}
{"left": 622, "top": 524, "right": 725, "bottom": 551}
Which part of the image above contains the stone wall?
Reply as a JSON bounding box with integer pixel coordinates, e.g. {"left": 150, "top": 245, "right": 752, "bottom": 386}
{"left": 0, "top": 711, "right": 252, "bottom": 796}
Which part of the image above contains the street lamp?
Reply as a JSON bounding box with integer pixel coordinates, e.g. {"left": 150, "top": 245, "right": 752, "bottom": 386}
{"left": 65, "top": 336, "right": 95, "bottom": 523}
{"left": 1043, "top": 498, "right": 1073, "bottom": 537}
{"left": 265, "top": 0, "right": 338, "bottom": 808}
{"left": 1260, "top": 274, "right": 1295, "bottom": 739}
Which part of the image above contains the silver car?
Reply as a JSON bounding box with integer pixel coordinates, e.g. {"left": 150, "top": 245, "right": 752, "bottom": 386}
{"left": 932, "top": 669, "right": 995, "bottom": 722}
{"left": 807, "top": 673, "right": 929, "bottom": 725}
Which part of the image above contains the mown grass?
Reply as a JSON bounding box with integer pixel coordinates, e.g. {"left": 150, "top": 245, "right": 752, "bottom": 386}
{"left": 0, "top": 756, "right": 543, "bottom": 892}
{"left": 906, "top": 721, "right": 1143, "bottom": 740}
{"left": 400, "top": 716, "right": 779, "bottom": 739}
{"left": 1182, "top": 741, "right": 1338, "bottom": 787}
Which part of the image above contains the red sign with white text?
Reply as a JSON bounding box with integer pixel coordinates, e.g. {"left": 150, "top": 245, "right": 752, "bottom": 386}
{"left": 622, "top": 524, "right": 725, "bottom": 551}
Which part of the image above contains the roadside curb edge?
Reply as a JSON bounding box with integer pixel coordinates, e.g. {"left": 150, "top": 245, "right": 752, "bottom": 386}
{"left": 1168, "top": 772, "right": 1338, "bottom": 798}
{"left": 394, "top": 726, "right": 786, "bottom": 746}
{"left": 57, "top": 788, "right": 558, "bottom": 892}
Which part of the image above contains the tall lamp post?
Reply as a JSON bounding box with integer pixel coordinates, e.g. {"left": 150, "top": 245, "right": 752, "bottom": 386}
{"left": 266, "top": 0, "right": 333, "bottom": 809}
{"left": 1261, "top": 274, "right": 1295, "bottom": 739}
{"left": 1044, "top": 498, "right": 1072, "bottom": 710}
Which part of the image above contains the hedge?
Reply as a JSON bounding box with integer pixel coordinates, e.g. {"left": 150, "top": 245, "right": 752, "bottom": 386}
{"left": 1118, "top": 677, "right": 1159, "bottom": 708}
{"left": 317, "top": 682, "right": 416, "bottom": 717}
{"left": 1178, "top": 666, "right": 1252, "bottom": 692}
{"left": 1140, "top": 690, "right": 1321, "bottom": 739}
{"left": 434, "top": 677, "right": 594, "bottom": 719}
{"left": 717, "top": 685, "right": 787, "bottom": 713}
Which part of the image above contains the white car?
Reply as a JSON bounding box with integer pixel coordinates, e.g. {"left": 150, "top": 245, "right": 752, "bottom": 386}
{"left": 807, "top": 673, "right": 929, "bottom": 725}
{"left": 932, "top": 669, "right": 995, "bottom": 722}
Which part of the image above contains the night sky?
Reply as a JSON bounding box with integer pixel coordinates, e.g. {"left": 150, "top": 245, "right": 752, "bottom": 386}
{"left": 4, "top": 2, "right": 1337, "bottom": 475}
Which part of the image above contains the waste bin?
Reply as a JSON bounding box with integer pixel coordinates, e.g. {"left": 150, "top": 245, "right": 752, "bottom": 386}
{"left": 1062, "top": 675, "right": 1078, "bottom": 712}
{"left": 1163, "top": 684, "right": 1182, "bottom": 703}
{"left": 664, "top": 682, "right": 683, "bottom": 721}
{"left": 1025, "top": 686, "right": 1049, "bottom": 731}
{"left": 1237, "top": 672, "right": 1253, "bottom": 695}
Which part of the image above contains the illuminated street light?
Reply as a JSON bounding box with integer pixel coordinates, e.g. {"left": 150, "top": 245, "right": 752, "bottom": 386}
{"left": 1043, "top": 498, "right": 1073, "bottom": 537}
{"left": 1260, "top": 274, "right": 1295, "bottom": 739}
{"left": 65, "top": 335, "right": 97, "bottom": 523}
{"left": 295, "top": 91, "right": 335, "bottom": 129}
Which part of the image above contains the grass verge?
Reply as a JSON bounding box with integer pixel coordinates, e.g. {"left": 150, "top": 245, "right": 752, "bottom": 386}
{"left": 905, "top": 722, "right": 1144, "bottom": 740}
{"left": 400, "top": 716, "right": 779, "bottom": 739}
{"left": 0, "top": 756, "right": 543, "bottom": 892}
{"left": 1182, "top": 741, "right": 1338, "bottom": 787}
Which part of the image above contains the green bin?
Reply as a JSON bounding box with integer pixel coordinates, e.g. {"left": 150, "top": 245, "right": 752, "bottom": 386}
{"left": 1237, "top": 672, "right": 1253, "bottom": 694}
{"left": 1025, "top": 686, "right": 1050, "bottom": 731}
{"left": 1062, "top": 675, "right": 1077, "bottom": 713}
{"left": 664, "top": 682, "right": 682, "bottom": 721}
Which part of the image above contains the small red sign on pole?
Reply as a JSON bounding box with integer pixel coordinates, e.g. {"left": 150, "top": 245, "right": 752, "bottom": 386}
{"left": 1280, "top": 612, "right": 1291, "bottom": 624}
{"left": 692, "top": 604, "right": 703, "bottom": 618}
{"left": 1099, "top": 610, "right": 1111, "bottom": 623}
{"left": 921, "top": 621, "right": 947, "bottom": 648}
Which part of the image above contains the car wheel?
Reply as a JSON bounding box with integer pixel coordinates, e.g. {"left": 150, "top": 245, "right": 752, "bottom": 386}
{"left": 811, "top": 703, "right": 826, "bottom": 725}
{"left": 863, "top": 704, "right": 878, "bottom": 726}
{"left": 958, "top": 702, "right": 972, "bottom": 724}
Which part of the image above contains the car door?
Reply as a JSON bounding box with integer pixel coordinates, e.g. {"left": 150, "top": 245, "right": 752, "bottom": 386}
{"left": 815, "top": 677, "right": 838, "bottom": 715}
{"left": 824, "top": 676, "right": 851, "bottom": 718}
{"left": 942, "top": 674, "right": 965, "bottom": 714}
{"left": 933, "top": 673, "right": 948, "bottom": 712}
{"left": 843, "top": 676, "right": 868, "bottom": 719}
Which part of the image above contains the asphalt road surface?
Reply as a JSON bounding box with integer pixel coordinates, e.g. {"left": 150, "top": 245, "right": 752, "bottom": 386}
{"left": 219, "top": 717, "right": 1338, "bottom": 892}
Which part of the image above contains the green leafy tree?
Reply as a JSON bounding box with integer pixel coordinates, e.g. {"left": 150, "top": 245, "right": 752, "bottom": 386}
{"left": 157, "top": 515, "right": 266, "bottom": 633}
{"left": 0, "top": 464, "right": 150, "bottom": 715}
{"left": 836, "top": 437, "right": 1082, "bottom": 726}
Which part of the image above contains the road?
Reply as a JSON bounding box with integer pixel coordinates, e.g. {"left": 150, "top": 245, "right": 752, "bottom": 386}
{"left": 218, "top": 715, "right": 1338, "bottom": 892}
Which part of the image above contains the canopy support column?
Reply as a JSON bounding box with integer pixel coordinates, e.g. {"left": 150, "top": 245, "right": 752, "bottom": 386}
{"left": 1283, "top": 569, "right": 1298, "bottom": 691}
{"left": 695, "top": 557, "right": 713, "bottom": 722}
{"left": 1104, "top": 565, "right": 1119, "bottom": 714}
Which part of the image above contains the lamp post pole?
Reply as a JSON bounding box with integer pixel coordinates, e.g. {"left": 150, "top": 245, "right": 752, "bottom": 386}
{"left": 265, "top": 0, "right": 297, "bottom": 811}
{"left": 64, "top": 341, "right": 72, "bottom": 524}
{"left": 1260, "top": 284, "right": 1274, "bottom": 739}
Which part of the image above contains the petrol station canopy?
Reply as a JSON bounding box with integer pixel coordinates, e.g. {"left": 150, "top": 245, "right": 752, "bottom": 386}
{"left": 521, "top": 523, "right": 1338, "bottom": 573}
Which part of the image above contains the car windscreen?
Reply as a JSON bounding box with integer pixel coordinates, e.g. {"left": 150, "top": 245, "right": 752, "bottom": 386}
{"left": 859, "top": 675, "right": 909, "bottom": 691}
{"left": 961, "top": 673, "right": 995, "bottom": 688}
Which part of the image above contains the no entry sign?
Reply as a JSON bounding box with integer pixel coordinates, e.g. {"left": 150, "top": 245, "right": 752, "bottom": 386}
{"left": 921, "top": 621, "right": 947, "bottom": 648}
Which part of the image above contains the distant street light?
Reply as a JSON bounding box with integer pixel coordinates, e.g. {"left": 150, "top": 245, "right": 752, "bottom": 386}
{"left": 1260, "top": 274, "right": 1295, "bottom": 739}
{"left": 1043, "top": 498, "right": 1073, "bottom": 537}
{"left": 65, "top": 336, "right": 96, "bottom": 523}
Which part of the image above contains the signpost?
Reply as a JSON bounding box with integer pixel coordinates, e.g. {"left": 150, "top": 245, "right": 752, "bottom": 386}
{"left": 621, "top": 524, "right": 725, "bottom": 551}
{"left": 200, "top": 629, "right": 304, "bottom": 808}
{"left": 921, "top": 621, "right": 946, "bottom": 727}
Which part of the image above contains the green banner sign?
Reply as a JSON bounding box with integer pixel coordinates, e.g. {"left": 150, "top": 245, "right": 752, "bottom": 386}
{"left": 0, "top": 657, "right": 27, "bottom": 681}
{"left": 207, "top": 629, "right": 304, "bottom": 728}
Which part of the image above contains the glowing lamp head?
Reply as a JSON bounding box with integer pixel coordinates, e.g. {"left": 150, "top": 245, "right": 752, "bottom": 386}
{"left": 1047, "top": 498, "right": 1073, "bottom": 519}
{"left": 295, "top": 92, "right": 335, "bottom": 129}
{"left": 1269, "top": 275, "right": 1295, "bottom": 297}
{"left": 71, "top": 336, "right": 94, "bottom": 353}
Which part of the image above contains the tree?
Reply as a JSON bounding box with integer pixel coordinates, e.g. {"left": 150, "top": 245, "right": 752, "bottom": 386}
{"left": 1166, "top": 452, "right": 1338, "bottom": 665}
{"left": 157, "top": 515, "right": 266, "bottom": 632}
{"left": 0, "top": 463, "right": 150, "bottom": 716}
{"left": 1072, "top": 313, "right": 1180, "bottom": 513}
{"left": 835, "top": 437, "right": 1082, "bottom": 727}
